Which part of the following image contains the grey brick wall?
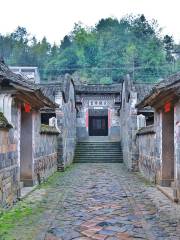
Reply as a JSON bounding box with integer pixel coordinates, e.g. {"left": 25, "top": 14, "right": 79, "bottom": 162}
{"left": 120, "top": 82, "right": 139, "bottom": 171}
{"left": 136, "top": 131, "right": 156, "bottom": 182}
{"left": 33, "top": 112, "right": 58, "bottom": 183}
{"left": 0, "top": 102, "right": 20, "bottom": 207}
{"left": 56, "top": 82, "right": 76, "bottom": 170}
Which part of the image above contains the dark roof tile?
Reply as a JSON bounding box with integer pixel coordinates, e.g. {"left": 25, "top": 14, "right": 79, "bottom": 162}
{"left": 0, "top": 62, "right": 57, "bottom": 108}
{"left": 75, "top": 84, "right": 122, "bottom": 94}
{"left": 134, "top": 82, "right": 156, "bottom": 103}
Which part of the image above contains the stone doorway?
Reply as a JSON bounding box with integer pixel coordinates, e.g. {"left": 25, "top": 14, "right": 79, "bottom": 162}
{"left": 20, "top": 109, "right": 33, "bottom": 186}
{"left": 89, "top": 116, "right": 108, "bottom": 136}
{"left": 161, "top": 107, "right": 174, "bottom": 186}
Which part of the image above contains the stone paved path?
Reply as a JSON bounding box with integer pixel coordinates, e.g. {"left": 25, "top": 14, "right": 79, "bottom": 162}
{"left": 5, "top": 163, "right": 180, "bottom": 240}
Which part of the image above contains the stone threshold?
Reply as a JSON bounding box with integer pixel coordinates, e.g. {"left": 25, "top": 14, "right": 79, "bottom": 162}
{"left": 157, "top": 185, "right": 179, "bottom": 203}
{"left": 19, "top": 186, "right": 37, "bottom": 200}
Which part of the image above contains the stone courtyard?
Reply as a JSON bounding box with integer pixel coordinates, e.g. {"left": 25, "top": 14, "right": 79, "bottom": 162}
{"left": 1, "top": 163, "right": 180, "bottom": 240}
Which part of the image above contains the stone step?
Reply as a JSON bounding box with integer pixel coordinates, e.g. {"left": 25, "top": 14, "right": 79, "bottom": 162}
{"left": 76, "top": 145, "right": 121, "bottom": 147}
{"left": 74, "top": 158, "right": 123, "bottom": 161}
{"left": 76, "top": 144, "right": 120, "bottom": 146}
{"left": 74, "top": 160, "right": 123, "bottom": 162}
{"left": 76, "top": 151, "right": 122, "bottom": 153}
{"left": 74, "top": 141, "right": 123, "bottom": 163}
{"left": 77, "top": 143, "right": 120, "bottom": 146}
{"left": 76, "top": 142, "right": 120, "bottom": 144}
{"left": 76, "top": 151, "right": 122, "bottom": 155}
{"left": 76, "top": 152, "right": 122, "bottom": 154}
{"left": 75, "top": 157, "right": 123, "bottom": 160}
{"left": 74, "top": 161, "right": 123, "bottom": 163}
{"left": 75, "top": 156, "right": 123, "bottom": 160}
{"left": 76, "top": 155, "right": 123, "bottom": 157}
{"left": 76, "top": 148, "right": 121, "bottom": 150}
{"left": 76, "top": 153, "right": 123, "bottom": 158}
{"left": 75, "top": 156, "right": 123, "bottom": 158}
{"left": 76, "top": 148, "right": 122, "bottom": 152}
{"left": 76, "top": 150, "right": 122, "bottom": 152}
{"left": 76, "top": 146, "right": 120, "bottom": 150}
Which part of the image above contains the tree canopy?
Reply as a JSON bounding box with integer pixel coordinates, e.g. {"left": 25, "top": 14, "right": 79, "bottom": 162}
{"left": 0, "top": 15, "right": 179, "bottom": 83}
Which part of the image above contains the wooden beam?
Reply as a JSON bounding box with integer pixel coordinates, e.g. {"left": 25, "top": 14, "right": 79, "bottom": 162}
{"left": 16, "top": 92, "right": 44, "bottom": 109}
{"left": 10, "top": 83, "right": 34, "bottom": 92}
{"left": 152, "top": 91, "right": 178, "bottom": 110}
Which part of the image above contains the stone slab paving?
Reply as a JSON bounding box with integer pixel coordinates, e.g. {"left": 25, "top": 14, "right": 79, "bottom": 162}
{"left": 6, "top": 163, "right": 180, "bottom": 240}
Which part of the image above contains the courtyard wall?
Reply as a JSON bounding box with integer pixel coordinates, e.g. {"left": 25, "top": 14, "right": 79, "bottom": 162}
{"left": 0, "top": 102, "right": 20, "bottom": 207}
{"left": 136, "top": 125, "right": 156, "bottom": 182}
{"left": 120, "top": 80, "right": 139, "bottom": 171}
{"left": 33, "top": 112, "right": 59, "bottom": 184}
{"left": 56, "top": 81, "right": 76, "bottom": 170}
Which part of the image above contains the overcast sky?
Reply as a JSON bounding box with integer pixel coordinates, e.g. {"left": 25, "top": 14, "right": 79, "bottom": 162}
{"left": 0, "top": 0, "right": 180, "bottom": 44}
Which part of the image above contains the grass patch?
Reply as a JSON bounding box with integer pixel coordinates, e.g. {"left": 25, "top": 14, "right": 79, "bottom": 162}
{"left": 39, "top": 163, "right": 75, "bottom": 188}
{"left": 135, "top": 172, "right": 155, "bottom": 187}
{"left": 0, "top": 202, "right": 33, "bottom": 239}
{"left": 0, "top": 164, "right": 75, "bottom": 239}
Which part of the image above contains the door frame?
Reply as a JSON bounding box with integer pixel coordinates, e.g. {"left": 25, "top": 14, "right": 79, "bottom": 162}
{"left": 161, "top": 107, "right": 175, "bottom": 186}
{"left": 20, "top": 108, "right": 33, "bottom": 186}
{"left": 89, "top": 115, "right": 108, "bottom": 136}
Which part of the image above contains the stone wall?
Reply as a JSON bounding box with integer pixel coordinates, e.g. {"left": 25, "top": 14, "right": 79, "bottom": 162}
{"left": 109, "top": 106, "right": 120, "bottom": 141}
{"left": 136, "top": 126, "right": 156, "bottom": 182}
{"left": 33, "top": 112, "right": 58, "bottom": 183}
{"left": 120, "top": 82, "right": 139, "bottom": 171}
{"left": 154, "top": 110, "right": 162, "bottom": 183}
{"left": 56, "top": 81, "right": 76, "bottom": 170}
{"left": 174, "top": 101, "right": 180, "bottom": 199}
{"left": 0, "top": 102, "right": 20, "bottom": 207}
{"left": 76, "top": 101, "right": 88, "bottom": 140}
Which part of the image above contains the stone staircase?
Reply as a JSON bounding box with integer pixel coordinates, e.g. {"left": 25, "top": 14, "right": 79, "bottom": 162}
{"left": 74, "top": 142, "right": 123, "bottom": 163}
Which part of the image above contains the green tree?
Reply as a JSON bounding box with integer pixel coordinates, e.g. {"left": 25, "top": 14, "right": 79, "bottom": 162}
{"left": 0, "top": 15, "right": 179, "bottom": 84}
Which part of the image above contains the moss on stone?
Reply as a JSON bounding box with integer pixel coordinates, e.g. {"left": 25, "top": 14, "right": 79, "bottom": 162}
{"left": 0, "top": 112, "right": 13, "bottom": 129}
{"left": 40, "top": 124, "right": 59, "bottom": 135}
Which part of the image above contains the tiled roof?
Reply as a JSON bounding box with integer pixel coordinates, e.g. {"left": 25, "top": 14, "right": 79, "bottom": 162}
{"left": 75, "top": 84, "right": 122, "bottom": 94}
{"left": 136, "top": 72, "right": 180, "bottom": 108}
{"left": 39, "top": 74, "right": 74, "bottom": 103}
{"left": 154, "top": 72, "right": 180, "bottom": 90}
{"left": 39, "top": 82, "right": 62, "bottom": 102}
{"left": 0, "top": 62, "right": 38, "bottom": 90}
{"left": 0, "top": 61, "right": 57, "bottom": 108}
{"left": 134, "top": 83, "right": 156, "bottom": 103}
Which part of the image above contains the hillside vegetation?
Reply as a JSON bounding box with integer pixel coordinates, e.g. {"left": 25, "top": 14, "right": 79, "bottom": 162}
{"left": 0, "top": 14, "right": 180, "bottom": 83}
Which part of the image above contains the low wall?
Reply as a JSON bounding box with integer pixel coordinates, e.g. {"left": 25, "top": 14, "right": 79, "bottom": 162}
{"left": 58, "top": 97, "right": 76, "bottom": 169}
{"left": 33, "top": 114, "right": 59, "bottom": 183}
{"left": 0, "top": 129, "right": 20, "bottom": 207}
{"left": 0, "top": 105, "right": 20, "bottom": 207}
{"left": 136, "top": 125, "right": 156, "bottom": 182}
